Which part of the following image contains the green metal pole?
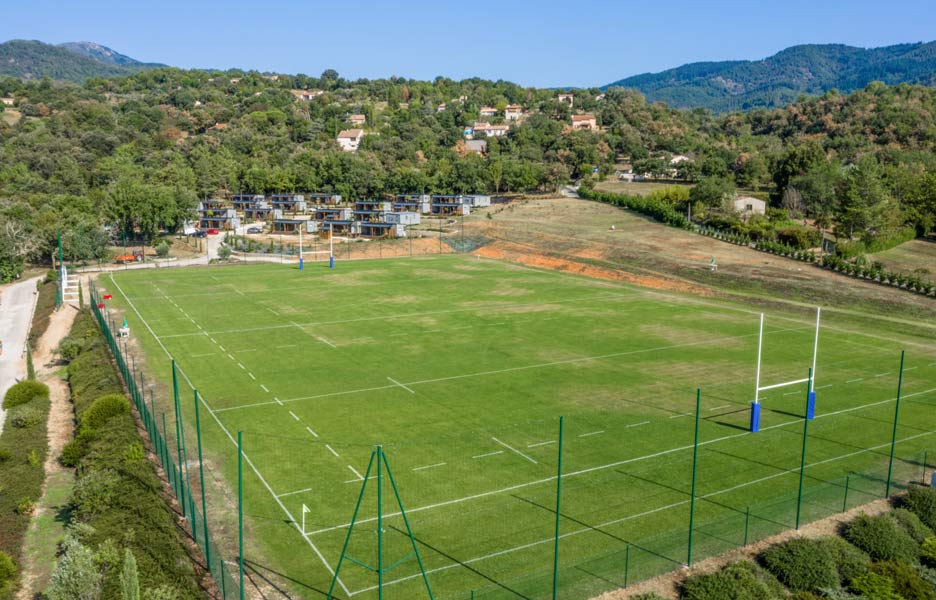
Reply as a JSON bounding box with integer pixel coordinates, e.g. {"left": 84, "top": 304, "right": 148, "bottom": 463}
{"left": 238, "top": 431, "right": 244, "bottom": 600}
{"left": 842, "top": 475, "right": 851, "bottom": 513}
{"left": 743, "top": 506, "right": 750, "bottom": 546}
{"left": 162, "top": 413, "right": 170, "bottom": 479}
{"left": 885, "top": 351, "right": 906, "bottom": 498}
{"left": 624, "top": 544, "right": 630, "bottom": 588}
{"left": 795, "top": 368, "right": 812, "bottom": 530}
{"left": 377, "top": 445, "right": 384, "bottom": 600}
{"left": 194, "top": 389, "right": 211, "bottom": 570}
{"left": 687, "top": 389, "right": 701, "bottom": 565}
{"left": 220, "top": 561, "right": 227, "bottom": 600}
{"left": 552, "top": 416, "right": 564, "bottom": 600}
{"left": 327, "top": 451, "right": 376, "bottom": 599}
{"left": 923, "top": 450, "right": 928, "bottom": 485}
{"left": 171, "top": 361, "right": 186, "bottom": 518}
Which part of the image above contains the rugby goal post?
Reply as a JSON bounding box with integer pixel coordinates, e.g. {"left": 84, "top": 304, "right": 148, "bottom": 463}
{"left": 750, "top": 307, "right": 820, "bottom": 432}
{"left": 297, "top": 226, "right": 334, "bottom": 271}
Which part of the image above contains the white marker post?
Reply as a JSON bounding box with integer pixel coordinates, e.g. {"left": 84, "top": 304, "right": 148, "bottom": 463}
{"left": 299, "top": 224, "right": 304, "bottom": 271}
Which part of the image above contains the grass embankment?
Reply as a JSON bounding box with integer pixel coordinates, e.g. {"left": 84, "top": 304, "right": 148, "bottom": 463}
{"left": 0, "top": 380, "right": 51, "bottom": 599}
{"left": 28, "top": 272, "right": 59, "bottom": 346}
{"left": 51, "top": 310, "right": 201, "bottom": 598}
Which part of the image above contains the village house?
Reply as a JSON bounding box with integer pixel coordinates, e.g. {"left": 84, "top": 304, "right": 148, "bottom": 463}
{"left": 349, "top": 114, "right": 366, "bottom": 126}
{"left": 479, "top": 106, "right": 498, "bottom": 117}
{"left": 473, "top": 122, "right": 510, "bottom": 138}
{"left": 436, "top": 103, "right": 447, "bottom": 112}
{"left": 269, "top": 193, "right": 307, "bottom": 213}
{"left": 394, "top": 194, "right": 432, "bottom": 214}
{"left": 571, "top": 114, "right": 597, "bottom": 130}
{"left": 504, "top": 105, "right": 523, "bottom": 121}
{"left": 306, "top": 193, "right": 343, "bottom": 206}
{"left": 1, "top": 97, "right": 15, "bottom": 106}
{"left": 733, "top": 196, "right": 767, "bottom": 217}
{"left": 337, "top": 129, "right": 364, "bottom": 152}
{"left": 558, "top": 93, "right": 574, "bottom": 106}
{"left": 291, "top": 89, "right": 324, "bottom": 101}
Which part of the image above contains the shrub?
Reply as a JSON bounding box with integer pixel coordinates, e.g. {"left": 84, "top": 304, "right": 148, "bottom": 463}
{"left": 15, "top": 497, "right": 35, "bottom": 515}
{"left": 0, "top": 550, "right": 16, "bottom": 592}
{"left": 155, "top": 241, "right": 170, "bottom": 258}
{"left": 822, "top": 536, "right": 870, "bottom": 583}
{"left": 870, "top": 561, "right": 935, "bottom": 600}
{"left": 60, "top": 440, "right": 83, "bottom": 468}
{"left": 845, "top": 512, "right": 920, "bottom": 563}
{"left": 0, "top": 447, "right": 10, "bottom": 463}
{"left": 217, "top": 244, "right": 232, "bottom": 260}
{"left": 760, "top": 537, "right": 839, "bottom": 592}
{"left": 47, "top": 537, "right": 102, "bottom": 600}
{"left": 57, "top": 336, "right": 83, "bottom": 362}
{"left": 80, "top": 394, "right": 130, "bottom": 433}
{"left": 682, "top": 561, "right": 784, "bottom": 600}
{"left": 894, "top": 508, "right": 935, "bottom": 544}
{"left": 922, "top": 538, "right": 936, "bottom": 566}
{"left": 11, "top": 407, "right": 44, "bottom": 429}
{"left": 851, "top": 571, "right": 903, "bottom": 600}
{"left": 903, "top": 487, "right": 936, "bottom": 531}
{"left": 2, "top": 380, "right": 49, "bottom": 409}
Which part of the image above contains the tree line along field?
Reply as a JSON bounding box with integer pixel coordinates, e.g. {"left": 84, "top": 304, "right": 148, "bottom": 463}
{"left": 100, "top": 256, "right": 936, "bottom": 599}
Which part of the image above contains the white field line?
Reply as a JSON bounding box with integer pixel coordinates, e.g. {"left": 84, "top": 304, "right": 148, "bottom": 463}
{"left": 412, "top": 462, "right": 446, "bottom": 472}
{"left": 218, "top": 324, "right": 815, "bottom": 414}
{"left": 527, "top": 441, "right": 556, "bottom": 448}
{"left": 354, "top": 429, "right": 936, "bottom": 595}
{"left": 347, "top": 465, "right": 364, "bottom": 480}
{"left": 275, "top": 397, "right": 283, "bottom": 406}
{"left": 875, "top": 373, "right": 890, "bottom": 378}
{"left": 627, "top": 421, "right": 651, "bottom": 428}
{"left": 847, "top": 378, "right": 865, "bottom": 383}
{"left": 306, "top": 426, "right": 318, "bottom": 438}
{"left": 708, "top": 405, "right": 730, "bottom": 411}
{"left": 260, "top": 384, "right": 269, "bottom": 393}
{"left": 248, "top": 373, "right": 256, "bottom": 380}
{"left": 472, "top": 451, "right": 503, "bottom": 459}
{"left": 490, "top": 437, "right": 537, "bottom": 464}
{"left": 387, "top": 376, "right": 416, "bottom": 394}
{"left": 227, "top": 354, "right": 235, "bottom": 360}
{"left": 238, "top": 363, "right": 246, "bottom": 370}
{"left": 905, "top": 367, "right": 918, "bottom": 371}
{"left": 307, "top": 385, "right": 936, "bottom": 536}
{"left": 288, "top": 411, "right": 300, "bottom": 421}
{"left": 277, "top": 487, "right": 314, "bottom": 498}
{"left": 107, "top": 274, "right": 351, "bottom": 596}
{"left": 315, "top": 335, "right": 337, "bottom": 349}
{"left": 815, "top": 384, "right": 833, "bottom": 390}
{"left": 218, "top": 345, "right": 225, "bottom": 352}
{"left": 578, "top": 431, "right": 604, "bottom": 438}
{"left": 276, "top": 344, "right": 298, "bottom": 349}
{"left": 190, "top": 353, "right": 215, "bottom": 358}
{"left": 669, "top": 413, "right": 692, "bottom": 419}
{"left": 325, "top": 444, "right": 340, "bottom": 458}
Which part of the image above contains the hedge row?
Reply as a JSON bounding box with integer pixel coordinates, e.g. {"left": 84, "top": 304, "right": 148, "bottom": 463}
{"left": 579, "top": 186, "right": 692, "bottom": 229}
{"left": 0, "top": 381, "right": 51, "bottom": 599}
{"left": 60, "top": 310, "right": 200, "bottom": 599}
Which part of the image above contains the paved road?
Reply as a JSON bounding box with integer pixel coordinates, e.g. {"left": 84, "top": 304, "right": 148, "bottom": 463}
{"left": 560, "top": 184, "right": 581, "bottom": 198}
{"left": 0, "top": 276, "right": 41, "bottom": 434}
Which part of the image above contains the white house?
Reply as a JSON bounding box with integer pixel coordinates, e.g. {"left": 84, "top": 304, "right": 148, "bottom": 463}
{"left": 0, "top": 97, "right": 13, "bottom": 106}
{"left": 291, "top": 89, "right": 324, "bottom": 101}
{"left": 504, "top": 105, "right": 523, "bottom": 121}
{"left": 571, "top": 115, "right": 597, "bottom": 130}
{"left": 733, "top": 196, "right": 766, "bottom": 216}
{"left": 670, "top": 154, "right": 691, "bottom": 165}
{"left": 337, "top": 129, "right": 364, "bottom": 152}
{"left": 349, "top": 114, "right": 366, "bottom": 126}
{"left": 558, "top": 93, "right": 574, "bottom": 106}
{"left": 479, "top": 106, "right": 498, "bottom": 117}
{"left": 473, "top": 122, "right": 510, "bottom": 137}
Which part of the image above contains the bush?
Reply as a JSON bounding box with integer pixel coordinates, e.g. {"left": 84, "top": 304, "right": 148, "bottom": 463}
{"left": 155, "top": 241, "right": 170, "bottom": 258}
{"left": 850, "top": 571, "right": 903, "bottom": 600}
{"left": 682, "top": 561, "right": 784, "bottom": 600}
{"left": 15, "top": 497, "right": 35, "bottom": 515}
{"left": 0, "top": 447, "right": 10, "bottom": 463}
{"left": 760, "top": 537, "right": 840, "bottom": 592}
{"left": 845, "top": 512, "right": 920, "bottom": 563}
{"left": 894, "top": 508, "right": 935, "bottom": 544}
{"left": 822, "top": 535, "right": 870, "bottom": 583}
{"left": 60, "top": 439, "right": 83, "bottom": 468}
{"left": 48, "top": 536, "right": 102, "bottom": 600}
{"left": 217, "top": 244, "right": 232, "bottom": 260}
{"left": 80, "top": 394, "right": 130, "bottom": 433}
{"left": 903, "top": 487, "right": 936, "bottom": 531}
{"left": 2, "top": 380, "right": 49, "bottom": 409}
{"left": 870, "top": 561, "right": 935, "bottom": 600}
{"left": 57, "top": 337, "right": 83, "bottom": 362}
{"left": 922, "top": 538, "right": 936, "bottom": 566}
{"left": 0, "top": 550, "right": 16, "bottom": 592}
{"left": 10, "top": 407, "right": 44, "bottom": 429}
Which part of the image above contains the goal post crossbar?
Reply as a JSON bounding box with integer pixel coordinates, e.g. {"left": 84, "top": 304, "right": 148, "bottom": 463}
{"left": 758, "top": 377, "right": 811, "bottom": 392}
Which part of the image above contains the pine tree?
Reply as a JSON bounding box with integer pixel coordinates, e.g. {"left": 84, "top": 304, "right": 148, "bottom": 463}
{"left": 26, "top": 344, "right": 35, "bottom": 380}
{"left": 119, "top": 549, "right": 139, "bottom": 600}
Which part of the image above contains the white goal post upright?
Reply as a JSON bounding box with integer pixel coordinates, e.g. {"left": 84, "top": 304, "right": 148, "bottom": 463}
{"left": 751, "top": 307, "right": 821, "bottom": 432}
{"left": 296, "top": 225, "right": 335, "bottom": 270}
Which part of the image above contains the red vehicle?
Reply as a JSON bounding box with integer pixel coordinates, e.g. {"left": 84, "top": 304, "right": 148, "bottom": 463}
{"left": 207, "top": 228, "right": 220, "bottom": 235}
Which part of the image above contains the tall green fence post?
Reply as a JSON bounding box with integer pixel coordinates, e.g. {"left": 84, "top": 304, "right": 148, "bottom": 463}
{"left": 885, "top": 351, "right": 906, "bottom": 497}
{"left": 552, "top": 416, "right": 564, "bottom": 599}
{"left": 377, "top": 445, "right": 384, "bottom": 600}
{"left": 923, "top": 450, "right": 929, "bottom": 485}
{"left": 743, "top": 506, "right": 750, "bottom": 546}
{"left": 842, "top": 475, "right": 851, "bottom": 513}
{"left": 194, "top": 389, "right": 211, "bottom": 570}
{"left": 171, "top": 361, "right": 187, "bottom": 518}
{"left": 161, "top": 413, "right": 171, "bottom": 479}
{"left": 795, "top": 368, "right": 812, "bottom": 530}
{"left": 624, "top": 544, "right": 630, "bottom": 588}
{"left": 687, "top": 389, "right": 702, "bottom": 565}
{"left": 238, "top": 431, "right": 244, "bottom": 600}
{"left": 220, "top": 560, "right": 227, "bottom": 600}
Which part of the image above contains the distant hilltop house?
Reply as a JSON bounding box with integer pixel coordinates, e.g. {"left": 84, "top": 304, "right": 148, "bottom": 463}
{"left": 229, "top": 77, "right": 242, "bottom": 84}
{"left": 558, "top": 93, "right": 574, "bottom": 106}
{"left": 0, "top": 97, "right": 14, "bottom": 106}
{"left": 436, "top": 103, "right": 447, "bottom": 112}
{"left": 733, "top": 196, "right": 767, "bottom": 216}
{"left": 670, "top": 154, "right": 691, "bottom": 164}
{"left": 571, "top": 114, "right": 597, "bottom": 130}
{"left": 479, "top": 106, "right": 498, "bottom": 117}
{"left": 349, "top": 113, "right": 366, "bottom": 126}
{"left": 504, "top": 105, "right": 523, "bottom": 121}
{"left": 472, "top": 122, "right": 510, "bottom": 138}
{"left": 337, "top": 129, "right": 364, "bottom": 152}
{"left": 291, "top": 89, "right": 324, "bottom": 101}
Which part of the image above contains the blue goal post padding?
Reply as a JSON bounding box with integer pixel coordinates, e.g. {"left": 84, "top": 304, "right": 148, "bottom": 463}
{"left": 750, "top": 401, "right": 761, "bottom": 432}
{"left": 299, "top": 257, "right": 304, "bottom": 271}
{"left": 330, "top": 255, "right": 335, "bottom": 269}
{"left": 807, "top": 391, "right": 816, "bottom": 420}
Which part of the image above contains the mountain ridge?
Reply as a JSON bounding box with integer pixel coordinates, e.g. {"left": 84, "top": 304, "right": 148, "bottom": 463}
{"left": 0, "top": 39, "right": 162, "bottom": 82}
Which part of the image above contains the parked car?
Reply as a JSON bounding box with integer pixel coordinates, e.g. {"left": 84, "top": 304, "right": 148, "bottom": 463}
{"left": 189, "top": 230, "right": 207, "bottom": 238}
{"left": 207, "top": 228, "right": 220, "bottom": 235}
{"left": 246, "top": 226, "right": 263, "bottom": 234}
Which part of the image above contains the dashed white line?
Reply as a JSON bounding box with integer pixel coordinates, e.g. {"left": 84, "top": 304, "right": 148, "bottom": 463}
{"left": 669, "top": 412, "right": 692, "bottom": 419}
{"left": 275, "top": 397, "right": 284, "bottom": 406}
{"left": 578, "top": 431, "right": 604, "bottom": 438}
{"left": 218, "top": 345, "right": 226, "bottom": 352}
{"left": 905, "top": 367, "right": 918, "bottom": 371}
{"left": 709, "top": 405, "right": 730, "bottom": 411}
{"left": 387, "top": 377, "right": 416, "bottom": 394}
{"left": 325, "top": 444, "right": 340, "bottom": 458}
{"left": 412, "top": 463, "right": 446, "bottom": 472}
{"left": 491, "top": 437, "right": 538, "bottom": 464}
{"left": 627, "top": 421, "right": 650, "bottom": 428}
{"left": 277, "top": 344, "right": 297, "bottom": 349}
{"left": 874, "top": 373, "right": 889, "bottom": 378}
{"left": 783, "top": 390, "right": 802, "bottom": 396}
{"left": 306, "top": 426, "right": 318, "bottom": 438}
{"left": 472, "top": 451, "right": 504, "bottom": 459}
{"left": 228, "top": 353, "right": 236, "bottom": 360}
{"left": 288, "top": 411, "right": 300, "bottom": 421}
{"left": 815, "top": 384, "right": 833, "bottom": 390}
{"left": 347, "top": 465, "right": 364, "bottom": 480}
{"left": 238, "top": 363, "right": 246, "bottom": 370}
{"left": 277, "top": 487, "right": 313, "bottom": 498}
{"left": 847, "top": 378, "right": 864, "bottom": 383}
{"left": 527, "top": 441, "right": 556, "bottom": 448}
{"left": 315, "top": 335, "right": 337, "bottom": 349}
{"left": 260, "top": 384, "right": 269, "bottom": 393}
{"left": 190, "top": 353, "right": 215, "bottom": 358}
{"left": 248, "top": 373, "right": 256, "bottom": 380}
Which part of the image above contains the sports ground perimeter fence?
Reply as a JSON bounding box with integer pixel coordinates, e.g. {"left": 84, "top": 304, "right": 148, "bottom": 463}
{"left": 89, "top": 278, "right": 934, "bottom": 600}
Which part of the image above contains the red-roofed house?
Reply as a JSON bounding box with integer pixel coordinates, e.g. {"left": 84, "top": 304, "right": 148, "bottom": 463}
{"left": 571, "top": 114, "right": 597, "bottom": 130}
{"left": 337, "top": 129, "right": 364, "bottom": 152}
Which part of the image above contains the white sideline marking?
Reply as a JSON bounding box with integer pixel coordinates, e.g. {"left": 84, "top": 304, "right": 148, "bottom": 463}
{"left": 345, "top": 476, "right": 377, "bottom": 484}
{"left": 306, "top": 426, "right": 318, "bottom": 438}
{"left": 218, "top": 345, "right": 225, "bottom": 352}
{"left": 527, "top": 441, "right": 555, "bottom": 448}
{"left": 905, "top": 367, "right": 918, "bottom": 371}
{"left": 228, "top": 353, "right": 235, "bottom": 360}
{"left": 108, "top": 274, "right": 351, "bottom": 596}
{"left": 709, "top": 405, "right": 730, "bottom": 411}
{"left": 815, "top": 384, "right": 833, "bottom": 390}
{"left": 875, "top": 373, "right": 889, "bottom": 378}
{"left": 238, "top": 363, "right": 246, "bottom": 370}
{"left": 275, "top": 397, "right": 283, "bottom": 406}
{"left": 847, "top": 378, "right": 864, "bottom": 383}
{"left": 315, "top": 335, "right": 337, "bottom": 349}
{"left": 352, "top": 429, "right": 936, "bottom": 595}
{"left": 669, "top": 413, "right": 692, "bottom": 419}
{"left": 491, "top": 437, "right": 538, "bottom": 464}
{"left": 260, "top": 384, "right": 269, "bottom": 393}
{"left": 325, "top": 444, "right": 340, "bottom": 458}
{"left": 387, "top": 377, "right": 416, "bottom": 394}
{"left": 308, "top": 386, "right": 936, "bottom": 536}
{"left": 347, "top": 465, "right": 364, "bottom": 480}
{"left": 248, "top": 373, "right": 256, "bottom": 380}
{"left": 412, "top": 462, "right": 446, "bottom": 472}
{"left": 783, "top": 390, "right": 802, "bottom": 396}
{"left": 209, "top": 338, "right": 217, "bottom": 344}
{"left": 277, "top": 487, "right": 313, "bottom": 498}
{"left": 289, "top": 411, "right": 300, "bottom": 421}
{"left": 578, "top": 431, "right": 604, "bottom": 438}
{"left": 627, "top": 421, "right": 650, "bottom": 428}
{"left": 472, "top": 451, "right": 503, "bottom": 459}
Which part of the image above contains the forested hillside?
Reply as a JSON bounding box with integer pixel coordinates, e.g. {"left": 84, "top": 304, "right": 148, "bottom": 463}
{"left": 0, "top": 68, "right": 934, "bottom": 282}
{"left": 0, "top": 40, "right": 157, "bottom": 82}
{"left": 607, "top": 42, "right": 936, "bottom": 112}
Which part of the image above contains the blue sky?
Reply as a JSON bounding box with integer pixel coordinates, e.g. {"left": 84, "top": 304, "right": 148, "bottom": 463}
{"left": 2, "top": 0, "right": 934, "bottom": 87}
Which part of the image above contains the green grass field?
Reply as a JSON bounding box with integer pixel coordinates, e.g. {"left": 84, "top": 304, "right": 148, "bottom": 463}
{"left": 102, "top": 255, "right": 936, "bottom": 600}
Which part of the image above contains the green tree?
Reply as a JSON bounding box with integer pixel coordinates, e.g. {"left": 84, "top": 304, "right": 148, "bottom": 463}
{"left": 690, "top": 176, "right": 737, "bottom": 209}
{"left": 119, "top": 549, "right": 139, "bottom": 600}
{"left": 48, "top": 537, "right": 102, "bottom": 600}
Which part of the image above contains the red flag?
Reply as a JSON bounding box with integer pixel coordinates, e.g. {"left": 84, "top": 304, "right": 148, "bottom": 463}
{"left": 97, "top": 303, "right": 105, "bottom": 309}
{"left": 103, "top": 294, "right": 113, "bottom": 300}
